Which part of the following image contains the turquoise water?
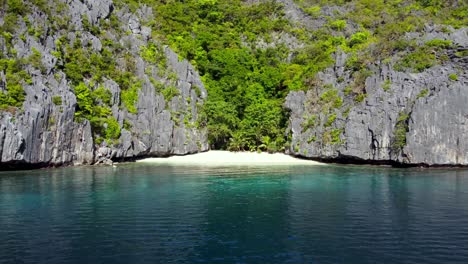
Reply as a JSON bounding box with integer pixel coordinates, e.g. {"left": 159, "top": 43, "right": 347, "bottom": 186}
{"left": 1, "top": 163, "right": 468, "bottom": 263}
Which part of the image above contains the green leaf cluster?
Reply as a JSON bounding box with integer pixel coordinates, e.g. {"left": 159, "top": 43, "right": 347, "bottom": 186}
{"left": 392, "top": 112, "right": 410, "bottom": 150}
{"left": 120, "top": 81, "right": 141, "bottom": 114}
{"left": 161, "top": 85, "right": 180, "bottom": 101}
{"left": 52, "top": 96, "right": 62, "bottom": 105}
{"left": 74, "top": 82, "right": 120, "bottom": 142}
{"left": 0, "top": 59, "right": 30, "bottom": 109}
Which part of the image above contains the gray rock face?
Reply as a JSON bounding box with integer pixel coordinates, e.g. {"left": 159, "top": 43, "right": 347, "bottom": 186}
{"left": 405, "top": 81, "right": 468, "bottom": 165}
{"left": 285, "top": 28, "right": 468, "bottom": 166}
{"left": 0, "top": 70, "right": 95, "bottom": 167}
{"left": 96, "top": 45, "right": 209, "bottom": 163}
{"left": 0, "top": 1, "right": 208, "bottom": 169}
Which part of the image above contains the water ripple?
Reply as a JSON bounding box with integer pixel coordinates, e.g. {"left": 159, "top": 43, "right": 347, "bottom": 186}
{"left": 1, "top": 165, "right": 468, "bottom": 263}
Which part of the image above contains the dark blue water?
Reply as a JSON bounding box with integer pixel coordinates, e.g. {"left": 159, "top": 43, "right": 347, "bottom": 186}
{"left": 1, "top": 164, "right": 468, "bottom": 264}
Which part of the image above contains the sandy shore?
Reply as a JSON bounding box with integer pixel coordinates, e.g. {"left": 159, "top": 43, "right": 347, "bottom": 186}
{"left": 136, "top": 150, "right": 324, "bottom": 166}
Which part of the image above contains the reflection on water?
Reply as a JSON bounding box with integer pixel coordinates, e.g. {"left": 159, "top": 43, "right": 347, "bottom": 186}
{"left": 1, "top": 164, "right": 468, "bottom": 263}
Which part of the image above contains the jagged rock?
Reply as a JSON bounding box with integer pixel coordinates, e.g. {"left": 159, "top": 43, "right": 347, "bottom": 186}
{"left": 285, "top": 27, "right": 468, "bottom": 166}
{"left": 84, "top": 0, "right": 113, "bottom": 23}
{"left": 405, "top": 81, "right": 468, "bottom": 165}
{"left": 0, "top": 1, "right": 208, "bottom": 169}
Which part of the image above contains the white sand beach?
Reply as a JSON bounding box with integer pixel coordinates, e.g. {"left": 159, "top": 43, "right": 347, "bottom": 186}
{"left": 136, "top": 150, "right": 324, "bottom": 166}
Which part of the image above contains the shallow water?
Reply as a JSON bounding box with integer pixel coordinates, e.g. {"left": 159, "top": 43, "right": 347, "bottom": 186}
{"left": 1, "top": 163, "right": 468, "bottom": 264}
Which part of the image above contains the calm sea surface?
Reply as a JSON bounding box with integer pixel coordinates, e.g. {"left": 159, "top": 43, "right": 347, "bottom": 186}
{"left": 1, "top": 163, "right": 468, "bottom": 264}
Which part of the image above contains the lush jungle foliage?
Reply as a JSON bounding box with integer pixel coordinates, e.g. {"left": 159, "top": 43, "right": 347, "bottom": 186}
{"left": 118, "top": 0, "right": 318, "bottom": 151}
{"left": 144, "top": 0, "right": 293, "bottom": 152}
{"left": 116, "top": 0, "right": 466, "bottom": 151}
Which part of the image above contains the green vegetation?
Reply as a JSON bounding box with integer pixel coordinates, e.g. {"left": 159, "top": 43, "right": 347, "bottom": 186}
{"left": 392, "top": 112, "right": 410, "bottom": 151}
{"left": 344, "top": 86, "right": 352, "bottom": 96}
{"left": 58, "top": 38, "right": 116, "bottom": 86}
{"left": 123, "top": 119, "right": 132, "bottom": 130}
{"left": 74, "top": 82, "right": 120, "bottom": 143}
{"left": 120, "top": 81, "right": 141, "bottom": 114}
{"left": 132, "top": 0, "right": 465, "bottom": 150}
{"left": 161, "top": 85, "right": 180, "bottom": 101}
{"left": 0, "top": 59, "right": 30, "bottom": 109}
{"left": 325, "top": 113, "right": 337, "bottom": 127}
{"left": 302, "top": 115, "right": 317, "bottom": 131}
{"left": 330, "top": 128, "right": 344, "bottom": 145}
{"left": 382, "top": 80, "right": 391, "bottom": 92}
{"left": 320, "top": 89, "right": 343, "bottom": 109}
{"left": 394, "top": 38, "right": 455, "bottom": 73}
{"left": 130, "top": 0, "right": 292, "bottom": 150}
{"left": 350, "top": 69, "right": 372, "bottom": 95}
{"left": 449, "top": 74, "right": 458, "bottom": 81}
{"left": 395, "top": 47, "right": 436, "bottom": 73}
{"left": 322, "top": 128, "right": 343, "bottom": 145}
{"left": 140, "top": 42, "right": 167, "bottom": 70}
{"left": 455, "top": 50, "right": 468, "bottom": 58}
{"left": 343, "top": 107, "right": 351, "bottom": 118}
{"left": 28, "top": 48, "right": 46, "bottom": 73}
{"left": 425, "top": 39, "right": 452, "bottom": 48}
{"left": 416, "top": 89, "right": 429, "bottom": 99}
{"left": 307, "top": 135, "right": 317, "bottom": 143}
{"left": 303, "top": 5, "right": 321, "bottom": 18}
{"left": 47, "top": 31, "right": 136, "bottom": 142}
{"left": 1, "top": 0, "right": 465, "bottom": 152}
{"left": 81, "top": 14, "right": 101, "bottom": 35}
{"left": 355, "top": 93, "right": 367, "bottom": 103}
{"left": 52, "top": 96, "right": 62, "bottom": 106}
{"left": 329, "top": 20, "right": 347, "bottom": 31}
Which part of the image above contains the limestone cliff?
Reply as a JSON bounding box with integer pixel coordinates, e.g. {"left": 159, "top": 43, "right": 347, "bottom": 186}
{"left": 285, "top": 26, "right": 467, "bottom": 166}
{"left": 1, "top": 0, "right": 467, "bottom": 169}
{"left": 0, "top": 0, "right": 208, "bottom": 169}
